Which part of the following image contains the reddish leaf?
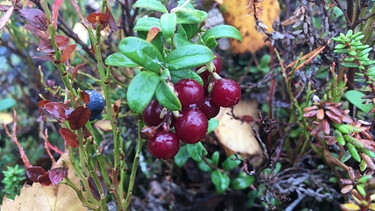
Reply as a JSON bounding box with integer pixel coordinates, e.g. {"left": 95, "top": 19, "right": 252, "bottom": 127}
{"left": 87, "top": 12, "right": 109, "bottom": 30}
{"left": 105, "top": 6, "right": 118, "bottom": 32}
{"left": 59, "top": 128, "right": 79, "bottom": 148}
{"left": 26, "top": 166, "right": 46, "bottom": 183}
{"left": 19, "top": 8, "right": 47, "bottom": 31}
{"left": 55, "top": 35, "right": 70, "bottom": 50}
{"left": 60, "top": 44, "right": 77, "bottom": 62}
{"left": 341, "top": 184, "right": 354, "bottom": 194}
{"left": 67, "top": 106, "right": 91, "bottom": 130}
{"left": 42, "top": 102, "right": 73, "bottom": 122}
{"left": 322, "top": 119, "right": 330, "bottom": 135}
{"left": 24, "top": 24, "right": 48, "bottom": 39}
{"left": 325, "top": 110, "right": 341, "bottom": 124}
{"left": 83, "top": 127, "right": 92, "bottom": 138}
{"left": 38, "top": 99, "right": 51, "bottom": 107}
{"left": 71, "top": 63, "right": 87, "bottom": 80}
{"left": 52, "top": 0, "right": 63, "bottom": 29}
{"left": 80, "top": 90, "right": 90, "bottom": 104}
{"left": 146, "top": 27, "right": 161, "bottom": 42}
{"left": 48, "top": 167, "right": 68, "bottom": 185}
{"left": 88, "top": 175, "right": 107, "bottom": 200}
{"left": 0, "top": 6, "right": 14, "bottom": 30}
{"left": 39, "top": 172, "right": 52, "bottom": 186}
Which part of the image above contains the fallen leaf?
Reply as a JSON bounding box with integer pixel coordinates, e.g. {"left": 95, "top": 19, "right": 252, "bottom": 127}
{"left": 214, "top": 100, "right": 261, "bottom": 157}
{"left": 1, "top": 153, "right": 88, "bottom": 211}
{"left": 219, "top": 0, "right": 280, "bottom": 53}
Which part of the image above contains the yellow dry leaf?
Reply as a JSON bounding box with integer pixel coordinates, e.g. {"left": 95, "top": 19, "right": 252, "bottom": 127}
{"left": 94, "top": 119, "right": 113, "bottom": 131}
{"left": 1, "top": 153, "right": 88, "bottom": 211}
{"left": 214, "top": 100, "right": 262, "bottom": 159}
{"left": 219, "top": 0, "right": 280, "bottom": 53}
{"left": 0, "top": 112, "right": 13, "bottom": 124}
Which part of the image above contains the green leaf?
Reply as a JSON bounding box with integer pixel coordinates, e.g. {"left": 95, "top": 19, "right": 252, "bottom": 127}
{"left": 126, "top": 71, "right": 160, "bottom": 114}
{"left": 198, "top": 159, "right": 213, "bottom": 172}
{"left": 202, "top": 25, "right": 242, "bottom": 43}
{"left": 361, "top": 60, "right": 375, "bottom": 66}
{"left": 211, "top": 170, "right": 230, "bottom": 193}
{"left": 0, "top": 98, "right": 16, "bottom": 111}
{"left": 105, "top": 52, "right": 139, "bottom": 67}
{"left": 357, "top": 174, "right": 372, "bottom": 184}
{"left": 231, "top": 172, "right": 254, "bottom": 190}
{"left": 133, "top": 0, "right": 168, "bottom": 13}
{"left": 211, "top": 151, "right": 219, "bottom": 167}
{"left": 160, "top": 13, "right": 177, "bottom": 38}
{"left": 119, "top": 37, "right": 163, "bottom": 73}
{"left": 344, "top": 90, "right": 373, "bottom": 113}
{"left": 207, "top": 118, "right": 219, "bottom": 134}
{"left": 170, "top": 69, "right": 203, "bottom": 86}
{"left": 222, "top": 154, "right": 241, "bottom": 171}
{"left": 341, "top": 62, "right": 358, "bottom": 68}
{"left": 134, "top": 17, "right": 161, "bottom": 32}
{"left": 356, "top": 184, "right": 366, "bottom": 197}
{"left": 173, "top": 33, "right": 193, "bottom": 48}
{"left": 165, "top": 44, "right": 214, "bottom": 69}
{"left": 187, "top": 142, "right": 207, "bottom": 162}
{"left": 155, "top": 81, "right": 181, "bottom": 111}
{"left": 347, "top": 143, "right": 361, "bottom": 162}
{"left": 175, "top": 8, "right": 208, "bottom": 24}
{"left": 204, "top": 36, "right": 219, "bottom": 49}
{"left": 181, "top": 24, "right": 199, "bottom": 39}
{"left": 174, "top": 145, "right": 190, "bottom": 167}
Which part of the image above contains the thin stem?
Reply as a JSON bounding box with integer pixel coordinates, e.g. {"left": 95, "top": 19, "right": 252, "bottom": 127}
{"left": 63, "top": 177, "right": 98, "bottom": 210}
{"left": 123, "top": 119, "right": 144, "bottom": 209}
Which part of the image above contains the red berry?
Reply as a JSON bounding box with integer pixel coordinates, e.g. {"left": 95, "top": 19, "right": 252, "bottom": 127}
{"left": 200, "top": 98, "right": 220, "bottom": 119}
{"left": 142, "top": 99, "right": 163, "bottom": 126}
{"left": 175, "top": 79, "right": 204, "bottom": 109}
{"left": 212, "top": 55, "right": 222, "bottom": 74}
{"left": 174, "top": 108, "right": 208, "bottom": 144}
{"left": 147, "top": 130, "right": 180, "bottom": 159}
{"left": 212, "top": 78, "right": 241, "bottom": 107}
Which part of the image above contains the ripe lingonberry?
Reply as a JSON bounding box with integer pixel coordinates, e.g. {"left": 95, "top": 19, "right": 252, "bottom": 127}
{"left": 85, "top": 90, "right": 105, "bottom": 120}
{"left": 147, "top": 130, "right": 180, "bottom": 159}
{"left": 200, "top": 98, "right": 220, "bottom": 119}
{"left": 174, "top": 108, "right": 208, "bottom": 144}
{"left": 142, "top": 99, "right": 163, "bottom": 126}
{"left": 211, "top": 78, "right": 241, "bottom": 107}
{"left": 175, "top": 79, "right": 204, "bottom": 109}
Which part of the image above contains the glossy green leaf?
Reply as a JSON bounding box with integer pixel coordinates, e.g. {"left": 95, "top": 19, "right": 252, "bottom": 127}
{"left": 232, "top": 172, "right": 254, "bottom": 190}
{"left": 173, "top": 33, "right": 192, "bottom": 48}
{"left": 160, "top": 13, "right": 176, "bottom": 38}
{"left": 344, "top": 90, "right": 373, "bottom": 113}
{"left": 127, "top": 71, "right": 160, "bottom": 114}
{"left": 165, "top": 44, "right": 214, "bottom": 70}
{"left": 174, "top": 145, "right": 190, "bottom": 167}
{"left": 119, "top": 37, "right": 163, "bottom": 73}
{"left": 202, "top": 25, "right": 242, "bottom": 43}
{"left": 181, "top": 24, "right": 199, "bottom": 39}
{"left": 0, "top": 98, "right": 16, "bottom": 111}
{"left": 134, "top": 17, "right": 161, "bottom": 32}
{"left": 207, "top": 118, "right": 219, "bottom": 134}
{"left": 222, "top": 154, "right": 241, "bottom": 171}
{"left": 175, "top": 8, "right": 207, "bottom": 24}
{"left": 211, "top": 170, "right": 230, "bottom": 193}
{"left": 187, "top": 142, "right": 207, "bottom": 162}
{"left": 211, "top": 151, "right": 219, "bottom": 167}
{"left": 105, "top": 52, "right": 138, "bottom": 67}
{"left": 356, "top": 185, "right": 366, "bottom": 196}
{"left": 347, "top": 143, "right": 361, "bottom": 162}
{"left": 204, "top": 36, "right": 218, "bottom": 49}
{"left": 170, "top": 69, "right": 203, "bottom": 86}
{"left": 357, "top": 174, "right": 372, "bottom": 184}
{"left": 133, "top": 0, "right": 168, "bottom": 13}
{"left": 155, "top": 81, "right": 181, "bottom": 111}
{"left": 198, "top": 158, "right": 213, "bottom": 172}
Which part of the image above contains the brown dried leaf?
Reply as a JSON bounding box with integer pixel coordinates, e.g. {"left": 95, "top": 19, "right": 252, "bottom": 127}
{"left": 322, "top": 119, "right": 330, "bottom": 135}
{"left": 60, "top": 44, "right": 77, "bottom": 62}
{"left": 316, "top": 109, "right": 324, "bottom": 120}
{"left": 146, "top": 27, "right": 160, "bottom": 42}
{"left": 341, "top": 184, "right": 354, "bottom": 194}
{"left": 19, "top": 8, "right": 47, "bottom": 31}
{"left": 303, "top": 109, "right": 317, "bottom": 118}
{"left": 325, "top": 110, "right": 341, "bottom": 124}
{"left": 94, "top": 120, "right": 113, "bottom": 132}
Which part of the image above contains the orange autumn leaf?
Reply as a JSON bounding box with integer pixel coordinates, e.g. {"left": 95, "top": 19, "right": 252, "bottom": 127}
{"left": 218, "top": 0, "right": 280, "bottom": 53}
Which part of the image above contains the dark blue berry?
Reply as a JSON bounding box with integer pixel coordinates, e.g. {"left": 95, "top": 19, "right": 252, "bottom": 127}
{"left": 85, "top": 90, "right": 105, "bottom": 120}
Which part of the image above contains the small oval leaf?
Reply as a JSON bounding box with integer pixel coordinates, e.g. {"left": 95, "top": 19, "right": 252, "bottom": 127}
{"left": 202, "top": 25, "right": 243, "bottom": 42}
{"left": 105, "top": 52, "right": 139, "bottom": 67}
{"left": 222, "top": 154, "right": 241, "bottom": 171}
{"left": 133, "top": 0, "right": 168, "bottom": 13}
{"left": 211, "top": 169, "right": 230, "bottom": 193}
{"left": 155, "top": 81, "right": 181, "bottom": 111}
{"left": 231, "top": 172, "right": 254, "bottom": 190}
{"left": 165, "top": 44, "right": 214, "bottom": 70}
{"left": 160, "top": 13, "right": 176, "bottom": 38}
{"left": 186, "top": 142, "right": 207, "bottom": 162}
{"left": 67, "top": 106, "right": 91, "bottom": 130}
{"left": 170, "top": 69, "right": 203, "bottom": 86}
{"left": 127, "top": 71, "right": 160, "bottom": 114}
{"left": 48, "top": 167, "right": 68, "bottom": 185}
{"left": 119, "top": 37, "right": 163, "bottom": 72}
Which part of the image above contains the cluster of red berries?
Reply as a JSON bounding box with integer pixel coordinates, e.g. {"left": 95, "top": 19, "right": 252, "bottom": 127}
{"left": 143, "top": 55, "right": 241, "bottom": 159}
